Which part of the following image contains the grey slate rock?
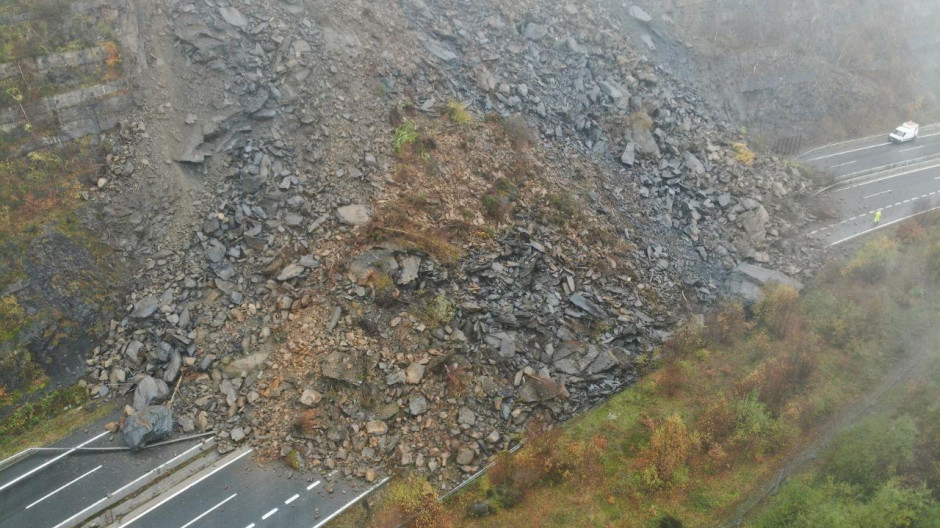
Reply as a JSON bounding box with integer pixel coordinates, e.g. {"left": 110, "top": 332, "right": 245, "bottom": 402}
{"left": 569, "top": 292, "right": 608, "bottom": 318}
{"left": 630, "top": 5, "right": 652, "bottom": 23}
{"left": 219, "top": 7, "right": 248, "bottom": 27}
{"left": 131, "top": 296, "right": 160, "bottom": 319}
{"left": 335, "top": 204, "right": 371, "bottom": 225}
{"left": 133, "top": 376, "right": 170, "bottom": 410}
{"left": 123, "top": 406, "right": 173, "bottom": 451}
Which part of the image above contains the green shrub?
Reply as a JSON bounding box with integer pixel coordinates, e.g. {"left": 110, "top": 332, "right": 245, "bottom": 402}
{"left": 927, "top": 243, "right": 940, "bottom": 285}
{"left": 732, "top": 391, "right": 785, "bottom": 453}
{"left": 393, "top": 120, "right": 418, "bottom": 154}
{"left": 824, "top": 415, "right": 917, "bottom": 495}
{"left": 842, "top": 236, "right": 897, "bottom": 283}
{"left": 446, "top": 100, "right": 472, "bottom": 125}
{"left": 753, "top": 478, "right": 931, "bottom": 528}
{"left": 0, "top": 296, "right": 25, "bottom": 342}
{"left": 0, "top": 385, "right": 86, "bottom": 438}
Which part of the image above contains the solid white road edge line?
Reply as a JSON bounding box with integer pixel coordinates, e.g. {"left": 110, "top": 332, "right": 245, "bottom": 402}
{"left": 805, "top": 131, "right": 940, "bottom": 161}
{"left": 0, "top": 431, "right": 109, "bottom": 492}
{"left": 901, "top": 145, "right": 925, "bottom": 152}
{"left": 118, "top": 448, "right": 253, "bottom": 528}
{"left": 109, "top": 441, "right": 206, "bottom": 497}
{"left": 310, "top": 477, "right": 391, "bottom": 528}
{"left": 801, "top": 124, "right": 940, "bottom": 157}
{"left": 179, "top": 493, "right": 237, "bottom": 528}
{"left": 830, "top": 204, "right": 940, "bottom": 246}
{"left": 25, "top": 464, "right": 103, "bottom": 509}
{"left": 261, "top": 508, "right": 278, "bottom": 520}
{"left": 806, "top": 141, "right": 891, "bottom": 161}
{"left": 50, "top": 498, "right": 108, "bottom": 528}
{"left": 835, "top": 162, "right": 940, "bottom": 193}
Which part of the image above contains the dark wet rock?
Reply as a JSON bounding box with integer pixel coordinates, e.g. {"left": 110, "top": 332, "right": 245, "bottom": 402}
{"left": 123, "top": 406, "right": 173, "bottom": 451}
{"left": 569, "top": 292, "right": 608, "bottom": 318}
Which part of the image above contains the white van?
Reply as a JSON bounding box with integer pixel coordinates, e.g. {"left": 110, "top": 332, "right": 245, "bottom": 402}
{"left": 889, "top": 122, "right": 920, "bottom": 143}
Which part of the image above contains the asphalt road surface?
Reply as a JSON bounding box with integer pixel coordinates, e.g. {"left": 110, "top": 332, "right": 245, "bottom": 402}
{"left": 0, "top": 421, "right": 203, "bottom": 528}
{"left": 0, "top": 418, "right": 375, "bottom": 528}
{"left": 112, "top": 448, "right": 377, "bottom": 528}
{"left": 803, "top": 126, "right": 940, "bottom": 246}
{"left": 801, "top": 124, "right": 940, "bottom": 180}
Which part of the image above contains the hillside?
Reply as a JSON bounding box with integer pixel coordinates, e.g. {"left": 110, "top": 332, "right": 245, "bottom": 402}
{"left": 0, "top": 0, "right": 837, "bottom": 506}
{"left": 339, "top": 212, "right": 940, "bottom": 528}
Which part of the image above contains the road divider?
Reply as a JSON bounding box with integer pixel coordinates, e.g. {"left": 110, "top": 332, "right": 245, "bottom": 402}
{"left": 117, "top": 448, "right": 253, "bottom": 527}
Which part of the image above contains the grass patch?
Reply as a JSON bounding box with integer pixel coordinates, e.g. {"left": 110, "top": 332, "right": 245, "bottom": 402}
{"left": 394, "top": 120, "right": 419, "bottom": 154}
{"left": 0, "top": 396, "right": 113, "bottom": 460}
{"left": 732, "top": 142, "right": 757, "bottom": 166}
{"left": 0, "top": 42, "right": 124, "bottom": 110}
{"left": 0, "top": 384, "right": 87, "bottom": 439}
{"left": 446, "top": 100, "right": 473, "bottom": 125}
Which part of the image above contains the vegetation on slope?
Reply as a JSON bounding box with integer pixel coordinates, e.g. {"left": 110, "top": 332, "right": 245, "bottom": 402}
{"left": 333, "top": 213, "right": 940, "bottom": 527}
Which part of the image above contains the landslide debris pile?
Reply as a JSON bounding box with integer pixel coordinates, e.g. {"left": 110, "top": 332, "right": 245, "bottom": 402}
{"left": 75, "top": 0, "right": 822, "bottom": 487}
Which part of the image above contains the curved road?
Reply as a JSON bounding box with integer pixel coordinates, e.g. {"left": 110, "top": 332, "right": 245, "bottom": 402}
{"left": 802, "top": 124, "right": 940, "bottom": 245}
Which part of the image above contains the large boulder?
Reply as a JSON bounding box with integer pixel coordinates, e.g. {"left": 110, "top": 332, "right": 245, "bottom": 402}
{"left": 133, "top": 376, "right": 170, "bottom": 410}
{"left": 726, "top": 263, "right": 803, "bottom": 304}
{"left": 122, "top": 406, "right": 173, "bottom": 451}
{"left": 740, "top": 205, "right": 770, "bottom": 244}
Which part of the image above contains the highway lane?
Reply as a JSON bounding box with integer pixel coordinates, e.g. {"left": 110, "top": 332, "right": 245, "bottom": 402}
{"left": 112, "top": 449, "right": 376, "bottom": 528}
{"left": 801, "top": 128, "right": 940, "bottom": 179}
{"left": 807, "top": 162, "right": 940, "bottom": 246}
{"left": 0, "top": 422, "right": 204, "bottom": 528}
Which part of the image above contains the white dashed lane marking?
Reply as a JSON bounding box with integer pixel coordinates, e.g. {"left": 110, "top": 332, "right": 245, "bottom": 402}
{"left": 863, "top": 189, "right": 891, "bottom": 200}
{"left": 830, "top": 160, "right": 857, "bottom": 168}
{"left": 808, "top": 189, "right": 939, "bottom": 235}
{"left": 119, "top": 448, "right": 253, "bottom": 528}
{"left": 261, "top": 508, "right": 278, "bottom": 520}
